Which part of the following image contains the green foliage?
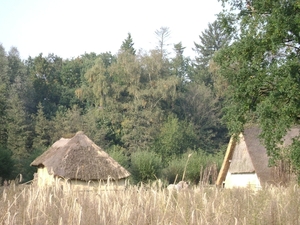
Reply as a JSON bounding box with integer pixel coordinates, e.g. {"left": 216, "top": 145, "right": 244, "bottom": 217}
{"left": 163, "top": 150, "right": 223, "bottom": 184}
{"left": 153, "top": 114, "right": 197, "bottom": 165}
{"left": 175, "top": 83, "right": 228, "bottom": 152}
{"left": 120, "top": 33, "right": 136, "bottom": 55}
{"left": 129, "top": 150, "right": 162, "bottom": 184}
{"left": 171, "top": 42, "right": 191, "bottom": 80}
{"left": 215, "top": 0, "right": 300, "bottom": 170}
{"left": 49, "top": 105, "right": 85, "bottom": 143}
{"left": 0, "top": 145, "right": 14, "bottom": 181}
{"left": 289, "top": 139, "right": 300, "bottom": 181}
{"left": 185, "top": 150, "right": 223, "bottom": 184}
{"left": 7, "top": 47, "right": 26, "bottom": 84}
{"left": 80, "top": 57, "right": 110, "bottom": 107}
{"left": 162, "top": 156, "right": 185, "bottom": 184}
{"left": 28, "top": 53, "right": 63, "bottom": 117}
{"left": 59, "top": 58, "right": 85, "bottom": 108}
{"left": 22, "top": 148, "right": 45, "bottom": 182}
{"left": 0, "top": 31, "right": 231, "bottom": 184}
{"left": 81, "top": 108, "right": 111, "bottom": 148}
{"left": 78, "top": 48, "right": 184, "bottom": 153}
{"left": 32, "top": 102, "right": 51, "bottom": 149}
{"left": 192, "top": 20, "right": 231, "bottom": 87}
{"left": 6, "top": 87, "right": 31, "bottom": 177}
{"left": 0, "top": 44, "right": 8, "bottom": 147}
{"left": 153, "top": 115, "right": 196, "bottom": 165}
{"left": 107, "top": 145, "right": 130, "bottom": 169}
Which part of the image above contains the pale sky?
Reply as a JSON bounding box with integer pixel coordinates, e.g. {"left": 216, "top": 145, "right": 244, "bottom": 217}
{"left": 0, "top": 0, "right": 222, "bottom": 60}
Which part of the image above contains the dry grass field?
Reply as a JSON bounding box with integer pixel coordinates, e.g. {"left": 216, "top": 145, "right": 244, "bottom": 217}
{"left": 1, "top": 181, "right": 300, "bottom": 225}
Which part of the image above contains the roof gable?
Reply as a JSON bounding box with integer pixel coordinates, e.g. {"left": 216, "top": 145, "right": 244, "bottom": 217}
{"left": 243, "top": 127, "right": 271, "bottom": 184}
{"left": 229, "top": 134, "right": 255, "bottom": 174}
{"left": 216, "top": 126, "right": 300, "bottom": 186}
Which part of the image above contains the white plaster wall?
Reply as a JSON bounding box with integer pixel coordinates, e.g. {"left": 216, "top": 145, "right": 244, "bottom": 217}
{"left": 224, "top": 172, "right": 261, "bottom": 190}
{"left": 35, "top": 167, "right": 128, "bottom": 190}
{"left": 36, "top": 167, "right": 55, "bottom": 187}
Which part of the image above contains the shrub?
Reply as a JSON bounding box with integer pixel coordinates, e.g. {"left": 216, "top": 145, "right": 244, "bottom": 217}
{"left": 107, "top": 145, "right": 130, "bottom": 169}
{"left": 129, "top": 149, "right": 162, "bottom": 184}
{"left": 162, "top": 157, "right": 185, "bottom": 184}
{"left": 163, "top": 150, "right": 224, "bottom": 185}
{"left": 0, "top": 145, "right": 14, "bottom": 183}
{"left": 152, "top": 115, "right": 198, "bottom": 166}
{"left": 21, "top": 147, "right": 46, "bottom": 182}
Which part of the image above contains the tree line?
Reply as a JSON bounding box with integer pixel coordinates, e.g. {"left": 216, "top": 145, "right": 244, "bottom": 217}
{"left": 0, "top": 25, "right": 230, "bottom": 184}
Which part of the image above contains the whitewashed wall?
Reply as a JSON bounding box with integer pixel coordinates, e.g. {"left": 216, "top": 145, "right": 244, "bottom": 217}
{"left": 224, "top": 172, "right": 262, "bottom": 190}
{"left": 36, "top": 167, "right": 55, "bottom": 186}
{"left": 35, "top": 167, "right": 128, "bottom": 190}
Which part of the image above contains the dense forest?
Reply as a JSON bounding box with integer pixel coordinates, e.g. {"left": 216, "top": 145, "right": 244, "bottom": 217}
{"left": 0, "top": 23, "right": 230, "bottom": 184}
{"left": 2, "top": 0, "right": 300, "bottom": 184}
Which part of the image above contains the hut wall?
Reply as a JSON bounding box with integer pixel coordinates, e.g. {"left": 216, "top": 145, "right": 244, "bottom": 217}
{"left": 224, "top": 172, "right": 261, "bottom": 189}
{"left": 35, "top": 167, "right": 128, "bottom": 190}
{"left": 36, "top": 167, "right": 55, "bottom": 187}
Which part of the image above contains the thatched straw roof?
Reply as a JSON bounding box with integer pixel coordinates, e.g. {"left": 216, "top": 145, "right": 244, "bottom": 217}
{"left": 216, "top": 126, "right": 300, "bottom": 186}
{"left": 230, "top": 126, "right": 270, "bottom": 183}
{"left": 30, "top": 131, "right": 130, "bottom": 181}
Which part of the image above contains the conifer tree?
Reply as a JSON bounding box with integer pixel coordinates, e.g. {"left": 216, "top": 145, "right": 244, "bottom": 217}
{"left": 120, "top": 33, "right": 136, "bottom": 55}
{"left": 155, "top": 27, "right": 171, "bottom": 57}
{"left": 32, "top": 102, "right": 50, "bottom": 149}
{"left": 0, "top": 45, "right": 8, "bottom": 147}
{"left": 171, "top": 42, "right": 190, "bottom": 80}
{"left": 6, "top": 87, "right": 31, "bottom": 177}
{"left": 7, "top": 47, "right": 25, "bottom": 84}
{"left": 192, "top": 20, "right": 231, "bottom": 86}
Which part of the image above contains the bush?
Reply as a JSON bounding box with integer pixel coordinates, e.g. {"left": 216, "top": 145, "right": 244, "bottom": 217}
{"left": 129, "top": 150, "right": 162, "bottom": 184}
{"left": 288, "top": 139, "right": 300, "bottom": 181}
{"left": 163, "top": 150, "right": 224, "bottom": 185}
{"left": 0, "top": 145, "right": 14, "bottom": 183}
{"left": 152, "top": 115, "right": 198, "bottom": 166}
{"left": 162, "top": 157, "right": 185, "bottom": 184}
{"left": 107, "top": 145, "right": 130, "bottom": 169}
{"left": 21, "top": 147, "right": 46, "bottom": 183}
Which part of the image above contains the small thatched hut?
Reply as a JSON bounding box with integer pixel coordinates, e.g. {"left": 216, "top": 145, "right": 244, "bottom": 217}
{"left": 31, "top": 131, "right": 130, "bottom": 188}
{"left": 216, "top": 126, "right": 299, "bottom": 189}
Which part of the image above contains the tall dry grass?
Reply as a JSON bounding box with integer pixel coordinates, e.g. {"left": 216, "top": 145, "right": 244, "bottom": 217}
{"left": 1, "top": 181, "right": 300, "bottom": 225}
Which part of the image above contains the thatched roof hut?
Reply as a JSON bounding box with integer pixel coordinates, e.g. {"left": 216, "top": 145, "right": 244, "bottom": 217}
{"left": 31, "top": 131, "right": 130, "bottom": 187}
{"left": 216, "top": 126, "right": 299, "bottom": 189}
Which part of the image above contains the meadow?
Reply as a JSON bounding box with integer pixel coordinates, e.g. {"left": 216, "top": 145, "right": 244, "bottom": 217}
{"left": 1, "top": 182, "right": 300, "bottom": 225}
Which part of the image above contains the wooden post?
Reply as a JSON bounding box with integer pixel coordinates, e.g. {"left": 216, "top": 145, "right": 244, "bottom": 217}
{"left": 216, "top": 136, "right": 236, "bottom": 186}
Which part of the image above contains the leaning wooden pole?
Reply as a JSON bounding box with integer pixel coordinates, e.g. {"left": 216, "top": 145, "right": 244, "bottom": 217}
{"left": 215, "top": 136, "right": 236, "bottom": 186}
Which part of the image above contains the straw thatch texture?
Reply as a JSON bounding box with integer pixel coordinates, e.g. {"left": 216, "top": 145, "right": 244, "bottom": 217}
{"left": 243, "top": 126, "right": 273, "bottom": 184}
{"left": 31, "top": 131, "right": 130, "bottom": 181}
{"left": 216, "top": 126, "right": 300, "bottom": 188}
{"left": 229, "top": 133, "right": 256, "bottom": 174}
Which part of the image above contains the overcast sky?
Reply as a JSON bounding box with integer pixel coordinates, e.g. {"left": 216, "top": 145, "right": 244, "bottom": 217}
{"left": 0, "top": 0, "right": 222, "bottom": 60}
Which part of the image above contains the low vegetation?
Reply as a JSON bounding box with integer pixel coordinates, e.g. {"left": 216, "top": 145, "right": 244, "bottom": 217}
{"left": 1, "top": 182, "right": 300, "bottom": 225}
